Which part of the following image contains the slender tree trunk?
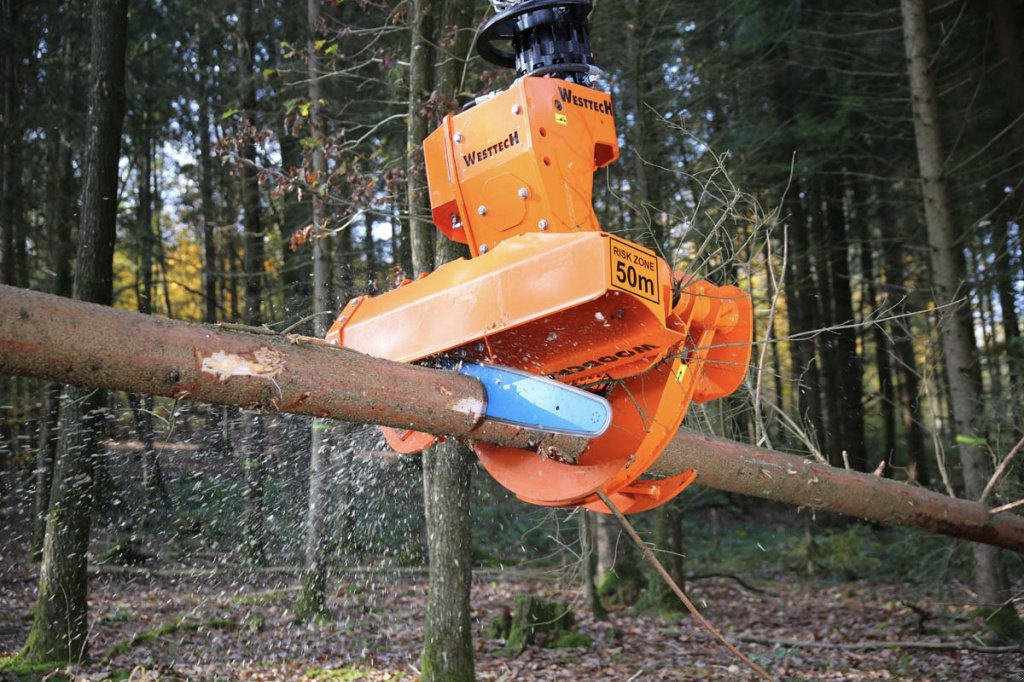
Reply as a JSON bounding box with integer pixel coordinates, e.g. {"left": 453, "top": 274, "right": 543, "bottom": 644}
{"left": 19, "top": 0, "right": 128, "bottom": 663}
{"left": 901, "top": 0, "right": 1021, "bottom": 638}
{"left": 1, "top": 0, "right": 19, "bottom": 287}
{"left": 295, "top": 0, "right": 333, "bottom": 623}
{"left": 581, "top": 511, "right": 606, "bottom": 619}
{"left": 822, "top": 176, "right": 866, "bottom": 470}
{"left": 420, "top": 3, "right": 475, "bottom": 677}
{"left": 881, "top": 220, "right": 931, "bottom": 486}
{"left": 783, "top": 186, "right": 826, "bottom": 452}
{"left": 407, "top": 0, "right": 436, "bottom": 277}
{"left": 31, "top": 126, "right": 75, "bottom": 560}
{"left": 421, "top": 438, "right": 475, "bottom": 682}
{"left": 237, "top": 0, "right": 268, "bottom": 568}
{"left": 199, "top": 34, "right": 218, "bottom": 325}
{"left": 861, "top": 225, "right": 895, "bottom": 467}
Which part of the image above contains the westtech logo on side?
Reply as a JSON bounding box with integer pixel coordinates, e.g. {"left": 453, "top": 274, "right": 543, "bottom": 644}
{"left": 462, "top": 131, "right": 521, "bottom": 167}
{"left": 557, "top": 86, "right": 612, "bottom": 115}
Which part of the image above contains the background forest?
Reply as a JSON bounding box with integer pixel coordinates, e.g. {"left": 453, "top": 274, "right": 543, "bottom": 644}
{"left": 1, "top": 0, "right": 1023, "bottom": 680}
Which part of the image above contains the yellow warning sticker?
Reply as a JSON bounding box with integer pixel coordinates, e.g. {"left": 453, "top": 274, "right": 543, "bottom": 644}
{"left": 555, "top": 113, "right": 568, "bottom": 125}
{"left": 675, "top": 364, "right": 687, "bottom": 383}
{"left": 608, "top": 236, "right": 661, "bottom": 304}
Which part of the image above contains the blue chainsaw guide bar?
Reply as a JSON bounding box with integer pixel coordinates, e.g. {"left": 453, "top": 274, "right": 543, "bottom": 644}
{"left": 452, "top": 362, "right": 612, "bottom": 438}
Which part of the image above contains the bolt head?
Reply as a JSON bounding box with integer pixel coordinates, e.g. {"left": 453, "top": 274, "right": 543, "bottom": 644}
{"left": 454, "top": 132, "right": 463, "bottom": 143}
{"left": 538, "top": 219, "right": 549, "bottom": 231}
{"left": 477, "top": 205, "right": 487, "bottom": 216}
{"left": 479, "top": 244, "right": 489, "bottom": 254}
{"left": 512, "top": 104, "right": 522, "bottom": 114}
{"left": 518, "top": 187, "right": 529, "bottom": 199}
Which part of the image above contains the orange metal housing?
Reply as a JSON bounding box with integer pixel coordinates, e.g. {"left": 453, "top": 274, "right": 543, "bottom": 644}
{"left": 325, "top": 76, "right": 753, "bottom": 514}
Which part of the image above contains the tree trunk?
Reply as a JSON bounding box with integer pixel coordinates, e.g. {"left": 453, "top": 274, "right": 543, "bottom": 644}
{"left": 421, "top": 438, "right": 475, "bottom": 682}
{"left": 198, "top": 33, "right": 218, "bottom": 326}
{"left": 19, "top": 0, "right": 128, "bottom": 663}
{"left": 295, "top": 0, "right": 333, "bottom": 623}
{"left": 407, "top": 0, "right": 436, "bottom": 277}
{"left": 881, "top": 219, "right": 931, "bottom": 486}
{"left": 237, "top": 0, "right": 268, "bottom": 568}
{"left": 420, "top": 2, "right": 476, "bottom": 676}
{"left": 782, "top": 187, "right": 826, "bottom": 452}
{"left": 860, "top": 232, "right": 895, "bottom": 467}
{"left": 31, "top": 123, "right": 75, "bottom": 560}
{"left": 901, "top": 0, "right": 1021, "bottom": 637}
{"left": 1, "top": 0, "right": 20, "bottom": 287}
{"left": 580, "top": 511, "right": 606, "bottom": 619}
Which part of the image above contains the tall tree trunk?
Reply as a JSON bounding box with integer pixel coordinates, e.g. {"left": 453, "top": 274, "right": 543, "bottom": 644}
{"left": 989, "top": 0, "right": 1024, "bottom": 439}
{"left": 421, "top": 439, "right": 475, "bottom": 682}
{"left": 295, "top": 0, "right": 333, "bottom": 623}
{"left": 31, "top": 125, "right": 75, "bottom": 560}
{"left": 1, "top": 0, "right": 19, "bottom": 287}
{"left": 198, "top": 34, "right": 218, "bottom": 325}
{"left": 822, "top": 176, "right": 866, "bottom": 471}
{"left": 237, "top": 0, "right": 268, "bottom": 568}
{"left": 407, "top": 0, "right": 436, "bottom": 277}
{"left": 860, "top": 226, "right": 895, "bottom": 466}
{"left": 881, "top": 219, "right": 931, "bottom": 486}
{"left": 783, "top": 186, "right": 826, "bottom": 453}
{"left": 19, "top": 0, "right": 128, "bottom": 663}
{"left": 420, "top": 2, "right": 476, "bottom": 678}
{"left": 901, "top": 0, "right": 1021, "bottom": 639}
{"left": 580, "top": 511, "right": 606, "bottom": 619}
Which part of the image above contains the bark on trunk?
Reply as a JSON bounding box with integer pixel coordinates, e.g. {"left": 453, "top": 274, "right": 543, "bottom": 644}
{"left": 420, "top": 3, "right": 476, "bottom": 675}
{"left": 237, "top": 0, "right": 268, "bottom": 568}
{"left": 19, "top": 0, "right": 128, "bottom": 663}
{"left": 407, "top": 0, "right": 436, "bottom": 278}
{"left": 421, "top": 438, "right": 475, "bottom": 682}
{"left": 198, "top": 33, "right": 218, "bottom": 326}
{"left": 881, "top": 220, "right": 931, "bottom": 486}
{"left": 901, "top": 0, "right": 1018, "bottom": 633}
{"left": 295, "top": 0, "right": 333, "bottom": 623}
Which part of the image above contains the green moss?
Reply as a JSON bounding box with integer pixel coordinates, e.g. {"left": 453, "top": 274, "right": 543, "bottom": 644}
{"left": 498, "top": 595, "right": 576, "bottom": 656}
{"left": 485, "top": 609, "right": 512, "bottom": 639}
{"left": 293, "top": 571, "right": 332, "bottom": 624}
{"left": 596, "top": 562, "right": 645, "bottom": 606}
{"left": 979, "top": 606, "right": 1024, "bottom": 644}
{"left": 0, "top": 655, "right": 66, "bottom": 680}
{"left": 548, "top": 631, "right": 592, "bottom": 649}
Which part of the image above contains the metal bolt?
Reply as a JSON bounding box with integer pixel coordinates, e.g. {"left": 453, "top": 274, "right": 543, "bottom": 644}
{"left": 477, "top": 205, "right": 487, "bottom": 216}
{"left": 512, "top": 104, "right": 522, "bottom": 114}
{"left": 538, "top": 219, "right": 549, "bottom": 231}
{"left": 547, "top": 331, "right": 558, "bottom": 341}
{"left": 454, "top": 132, "right": 463, "bottom": 143}
{"left": 518, "top": 187, "right": 529, "bottom": 199}
{"left": 479, "top": 244, "right": 489, "bottom": 254}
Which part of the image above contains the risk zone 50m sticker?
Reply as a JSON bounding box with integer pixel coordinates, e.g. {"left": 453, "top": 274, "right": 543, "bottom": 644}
{"left": 608, "top": 236, "right": 661, "bottom": 304}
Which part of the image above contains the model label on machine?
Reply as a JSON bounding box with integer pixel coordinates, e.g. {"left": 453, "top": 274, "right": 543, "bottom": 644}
{"left": 557, "top": 86, "right": 613, "bottom": 115}
{"left": 608, "top": 236, "right": 660, "bottom": 304}
{"left": 462, "top": 131, "right": 521, "bottom": 167}
{"left": 549, "top": 344, "right": 660, "bottom": 379}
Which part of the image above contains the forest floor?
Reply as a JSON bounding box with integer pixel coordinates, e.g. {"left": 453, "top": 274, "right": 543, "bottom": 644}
{"left": 2, "top": 540, "right": 1022, "bottom": 682}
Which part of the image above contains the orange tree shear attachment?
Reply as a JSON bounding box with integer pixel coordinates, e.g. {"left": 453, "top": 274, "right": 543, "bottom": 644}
{"left": 324, "top": 1, "right": 753, "bottom": 514}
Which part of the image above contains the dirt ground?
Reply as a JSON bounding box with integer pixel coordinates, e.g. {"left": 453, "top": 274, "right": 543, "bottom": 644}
{"left": 2, "top": 541, "right": 1022, "bottom": 682}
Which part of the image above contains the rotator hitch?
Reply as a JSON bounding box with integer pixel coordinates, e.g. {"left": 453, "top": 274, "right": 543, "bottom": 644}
{"left": 325, "top": 0, "right": 753, "bottom": 514}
